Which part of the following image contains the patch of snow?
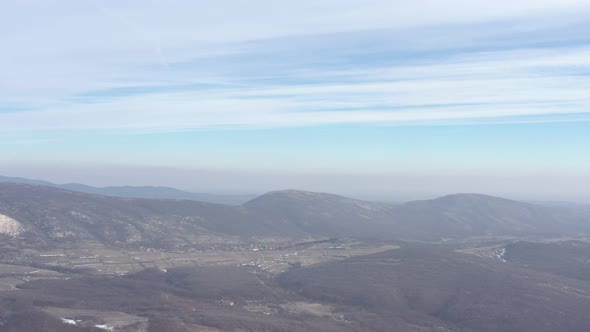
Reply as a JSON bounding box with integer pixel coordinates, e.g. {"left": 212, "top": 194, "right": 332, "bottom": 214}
{"left": 494, "top": 248, "right": 507, "bottom": 262}
{"left": 61, "top": 318, "right": 78, "bottom": 325}
{"left": 95, "top": 324, "right": 115, "bottom": 331}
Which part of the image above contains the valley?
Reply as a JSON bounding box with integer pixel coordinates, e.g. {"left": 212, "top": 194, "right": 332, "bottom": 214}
{"left": 1, "top": 183, "right": 590, "bottom": 331}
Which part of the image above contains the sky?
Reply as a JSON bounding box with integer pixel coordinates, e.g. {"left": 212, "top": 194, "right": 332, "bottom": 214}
{"left": 1, "top": 1, "right": 590, "bottom": 202}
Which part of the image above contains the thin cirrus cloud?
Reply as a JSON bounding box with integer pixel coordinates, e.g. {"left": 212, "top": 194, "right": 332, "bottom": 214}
{"left": 1, "top": 0, "right": 590, "bottom": 131}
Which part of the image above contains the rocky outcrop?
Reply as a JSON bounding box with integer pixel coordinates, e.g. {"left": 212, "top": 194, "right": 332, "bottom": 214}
{"left": 0, "top": 214, "right": 23, "bottom": 237}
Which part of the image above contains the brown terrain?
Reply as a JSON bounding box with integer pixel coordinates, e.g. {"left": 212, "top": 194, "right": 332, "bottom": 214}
{"left": 1, "top": 182, "right": 590, "bottom": 331}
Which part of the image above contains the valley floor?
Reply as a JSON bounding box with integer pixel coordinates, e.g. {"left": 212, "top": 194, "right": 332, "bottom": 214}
{"left": 2, "top": 236, "right": 590, "bottom": 332}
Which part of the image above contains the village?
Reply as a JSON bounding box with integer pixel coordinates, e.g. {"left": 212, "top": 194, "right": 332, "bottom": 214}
{"left": 0, "top": 238, "right": 398, "bottom": 289}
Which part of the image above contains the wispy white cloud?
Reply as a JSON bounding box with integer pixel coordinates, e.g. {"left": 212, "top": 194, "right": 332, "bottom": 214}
{"left": 1, "top": 1, "right": 590, "bottom": 130}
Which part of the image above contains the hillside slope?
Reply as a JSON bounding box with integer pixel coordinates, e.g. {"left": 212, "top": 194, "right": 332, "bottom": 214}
{"left": 278, "top": 246, "right": 590, "bottom": 332}
{"left": 388, "top": 193, "right": 590, "bottom": 240}
{"left": 245, "top": 190, "right": 590, "bottom": 241}
{"left": 1, "top": 184, "right": 589, "bottom": 249}
{"left": 0, "top": 183, "right": 307, "bottom": 248}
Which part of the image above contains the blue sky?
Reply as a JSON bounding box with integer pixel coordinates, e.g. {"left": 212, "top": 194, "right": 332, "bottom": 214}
{"left": 1, "top": 1, "right": 590, "bottom": 201}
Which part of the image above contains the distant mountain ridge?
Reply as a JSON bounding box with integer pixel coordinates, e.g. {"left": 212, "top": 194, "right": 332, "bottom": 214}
{"left": 245, "top": 190, "right": 590, "bottom": 241}
{"left": 0, "top": 175, "right": 256, "bottom": 205}
{"left": 1, "top": 183, "right": 590, "bottom": 250}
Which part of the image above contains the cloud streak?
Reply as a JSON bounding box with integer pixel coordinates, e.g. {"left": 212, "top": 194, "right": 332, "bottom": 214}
{"left": 1, "top": 1, "right": 589, "bottom": 131}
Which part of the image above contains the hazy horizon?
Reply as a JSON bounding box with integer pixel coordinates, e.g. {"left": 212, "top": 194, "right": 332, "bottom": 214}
{"left": 1, "top": 163, "right": 589, "bottom": 204}
{"left": 2, "top": 1, "right": 589, "bottom": 203}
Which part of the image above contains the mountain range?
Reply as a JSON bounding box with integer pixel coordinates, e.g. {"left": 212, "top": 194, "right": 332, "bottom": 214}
{"left": 2, "top": 181, "right": 590, "bottom": 331}
{"left": 0, "top": 175, "right": 256, "bottom": 205}
{"left": 1, "top": 182, "right": 589, "bottom": 250}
